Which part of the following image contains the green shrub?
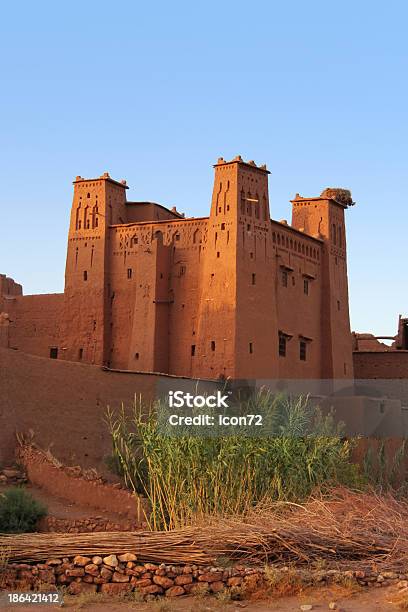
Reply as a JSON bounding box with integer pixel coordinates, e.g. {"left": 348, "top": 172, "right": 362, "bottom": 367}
{"left": 0, "top": 488, "right": 47, "bottom": 533}
{"left": 107, "top": 392, "right": 361, "bottom": 530}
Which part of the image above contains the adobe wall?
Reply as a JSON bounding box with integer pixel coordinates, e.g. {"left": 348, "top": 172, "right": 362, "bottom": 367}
{"left": 5, "top": 294, "right": 63, "bottom": 358}
{"left": 271, "top": 222, "right": 322, "bottom": 379}
{"left": 353, "top": 351, "right": 408, "bottom": 379}
{"left": 0, "top": 347, "right": 157, "bottom": 470}
{"left": 0, "top": 274, "right": 22, "bottom": 297}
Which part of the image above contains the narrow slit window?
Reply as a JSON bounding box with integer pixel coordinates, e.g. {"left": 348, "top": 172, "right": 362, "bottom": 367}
{"left": 252, "top": 273, "right": 256, "bottom": 285}
{"left": 83, "top": 271, "right": 88, "bottom": 281}
{"left": 127, "top": 268, "right": 132, "bottom": 279}
{"left": 300, "top": 340, "right": 307, "bottom": 361}
{"left": 278, "top": 333, "right": 286, "bottom": 357}
{"left": 304, "top": 279, "right": 309, "bottom": 295}
{"left": 211, "top": 341, "right": 216, "bottom": 352}
{"left": 249, "top": 342, "right": 253, "bottom": 354}
{"left": 191, "top": 345, "right": 196, "bottom": 356}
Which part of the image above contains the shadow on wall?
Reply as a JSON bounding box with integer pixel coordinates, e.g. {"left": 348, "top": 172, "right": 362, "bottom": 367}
{"left": 0, "top": 348, "right": 158, "bottom": 473}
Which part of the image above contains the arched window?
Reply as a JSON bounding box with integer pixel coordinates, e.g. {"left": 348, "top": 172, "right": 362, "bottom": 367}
{"left": 246, "top": 192, "right": 252, "bottom": 216}
{"left": 255, "top": 193, "right": 260, "bottom": 219}
{"left": 92, "top": 205, "right": 99, "bottom": 229}
{"left": 84, "top": 206, "right": 90, "bottom": 229}
{"left": 75, "top": 204, "right": 82, "bottom": 230}
{"left": 240, "top": 189, "right": 245, "bottom": 215}
{"left": 193, "top": 228, "right": 201, "bottom": 244}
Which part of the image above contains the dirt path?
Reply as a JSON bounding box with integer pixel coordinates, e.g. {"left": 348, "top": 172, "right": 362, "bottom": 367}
{"left": 1, "top": 584, "right": 405, "bottom": 612}
{"left": 0, "top": 483, "right": 132, "bottom": 526}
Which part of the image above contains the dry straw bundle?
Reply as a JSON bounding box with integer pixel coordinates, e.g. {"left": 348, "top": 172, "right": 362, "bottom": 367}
{"left": 2, "top": 489, "right": 408, "bottom": 569}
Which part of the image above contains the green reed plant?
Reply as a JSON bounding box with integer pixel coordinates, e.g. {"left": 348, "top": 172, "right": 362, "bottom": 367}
{"left": 106, "top": 391, "right": 360, "bottom": 530}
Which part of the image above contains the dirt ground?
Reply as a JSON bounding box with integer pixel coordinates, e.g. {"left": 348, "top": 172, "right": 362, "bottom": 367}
{"left": 2, "top": 584, "right": 407, "bottom": 612}
{"left": 0, "top": 483, "right": 132, "bottom": 527}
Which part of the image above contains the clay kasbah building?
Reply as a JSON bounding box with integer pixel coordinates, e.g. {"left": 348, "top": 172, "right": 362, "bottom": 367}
{"left": 0, "top": 155, "right": 355, "bottom": 380}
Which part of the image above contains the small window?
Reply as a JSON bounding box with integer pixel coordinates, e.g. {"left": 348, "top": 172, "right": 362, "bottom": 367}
{"left": 300, "top": 340, "right": 307, "bottom": 361}
{"left": 278, "top": 332, "right": 286, "bottom": 357}
{"left": 281, "top": 269, "right": 288, "bottom": 287}
{"left": 127, "top": 268, "right": 132, "bottom": 279}
{"left": 135, "top": 352, "right": 139, "bottom": 360}
{"left": 252, "top": 273, "right": 256, "bottom": 285}
{"left": 249, "top": 342, "right": 253, "bottom": 354}
{"left": 337, "top": 300, "right": 341, "bottom": 311}
{"left": 211, "top": 341, "right": 216, "bottom": 352}
{"left": 50, "top": 347, "right": 58, "bottom": 359}
{"left": 304, "top": 279, "right": 309, "bottom": 295}
{"left": 191, "top": 345, "right": 196, "bottom": 356}
{"left": 247, "top": 224, "right": 251, "bottom": 231}
{"left": 217, "top": 252, "right": 220, "bottom": 258}
{"left": 221, "top": 223, "right": 225, "bottom": 230}
{"left": 83, "top": 271, "right": 88, "bottom": 281}
{"left": 79, "top": 348, "right": 83, "bottom": 360}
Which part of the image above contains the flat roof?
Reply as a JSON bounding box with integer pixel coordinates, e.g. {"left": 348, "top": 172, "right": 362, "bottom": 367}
{"left": 291, "top": 196, "right": 348, "bottom": 209}
{"left": 126, "top": 201, "right": 184, "bottom": 218}
{"left": 73, "top": 175, "right": 129, "bottom": 189}
{"left": 109, "top": 216, "right": 209, "bottom": 229}
{"left": 270, "top": 219, "right": 323, "bottom": 244}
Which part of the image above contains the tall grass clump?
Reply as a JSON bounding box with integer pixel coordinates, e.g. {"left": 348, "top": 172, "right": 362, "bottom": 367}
{"left": 106, "top": 392, "right": 360, "bottom": 530}
{"left": 363, "top": 439, "right": 408, "bottom": 494}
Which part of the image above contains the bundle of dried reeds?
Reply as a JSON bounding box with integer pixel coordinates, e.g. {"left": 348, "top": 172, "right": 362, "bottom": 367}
{"left": 2, "top": 489, "right": 408, "bottom": 569}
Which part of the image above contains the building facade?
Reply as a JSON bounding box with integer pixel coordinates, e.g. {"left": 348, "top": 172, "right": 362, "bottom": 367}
{"left": 1, "top": 156, "right": 355, "bottom": 379}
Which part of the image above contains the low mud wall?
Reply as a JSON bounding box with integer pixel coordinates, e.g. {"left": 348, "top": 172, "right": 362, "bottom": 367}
{"left": 17, "top": 446, "right": 148, "bottom": 526}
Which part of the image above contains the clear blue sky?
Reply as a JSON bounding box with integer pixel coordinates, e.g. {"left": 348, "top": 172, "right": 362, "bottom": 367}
{"left": 0, "top": 1, "right": 407, "bottom": 337}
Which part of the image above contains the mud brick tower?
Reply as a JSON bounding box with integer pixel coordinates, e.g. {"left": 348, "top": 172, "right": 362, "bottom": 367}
{"left": 0, "top": 157, "right": 355, "bottom": 380}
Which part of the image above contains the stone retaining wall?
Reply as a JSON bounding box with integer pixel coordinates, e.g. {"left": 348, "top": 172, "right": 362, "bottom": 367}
{"left": 37, "top": 516, "right": 138, "bottom": 534}
{"left": 2, "top": 556, "right": 408, "bottom": 600}
{"left": 1, "top": 556, "right": 265, "bottom": 598}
